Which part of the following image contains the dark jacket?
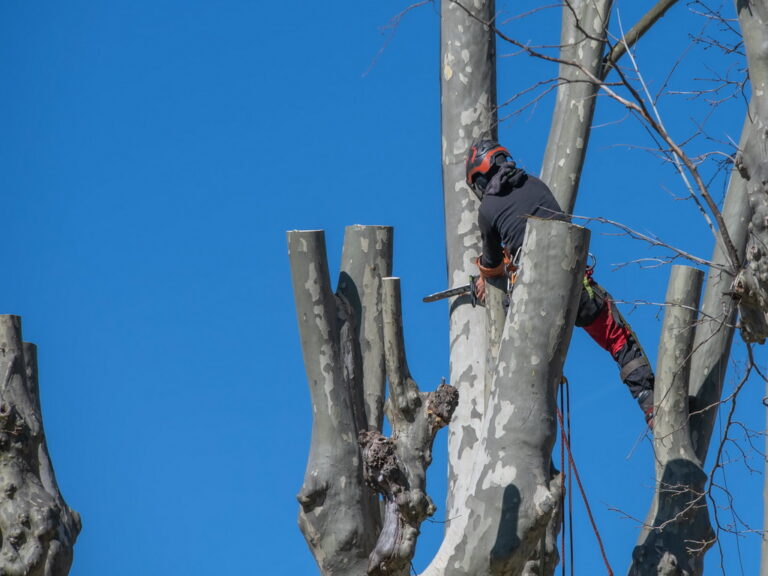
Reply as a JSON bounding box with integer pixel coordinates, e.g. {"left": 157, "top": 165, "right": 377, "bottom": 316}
{"left": 478, "top": 165, "right": 567, "bottom": 268}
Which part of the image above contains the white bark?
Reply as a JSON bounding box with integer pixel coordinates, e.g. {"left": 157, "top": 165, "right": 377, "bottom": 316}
{"left": 339, "top": 225, "right": 394, "bottom": 431}
{"left": 440, "top": 0, "right": 497, "bottom": 524}
{"left": 424, "top": 219, "right": 589, "bottom": 576}
{"left": 540, "top": 0, "right": 613, "bottom": 214}
{"left": 290, "top": 229, "right": 383, "bottom": 575}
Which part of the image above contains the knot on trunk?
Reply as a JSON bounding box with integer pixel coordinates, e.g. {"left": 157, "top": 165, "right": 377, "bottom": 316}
{"left": 732, "top": 268, "right": 768, "bottom": 343}
{"left": 427, "top": 383, "right": 459, "bottom": 434}
{"left": 296, "top": 478, "right": 329, "bottom": 513}
{"left": 358, "top": 431, "right": 407, "bottom": 495}
{"left": 0, "top": 403, "right": 30, "bottom": 455}
{"left": 734, "top": 150, "right": 749, "bottom": 180}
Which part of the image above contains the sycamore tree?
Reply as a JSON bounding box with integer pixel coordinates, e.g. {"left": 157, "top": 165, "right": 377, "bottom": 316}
{"left": 289, "top": 1, "right": 768, "bottom": 574}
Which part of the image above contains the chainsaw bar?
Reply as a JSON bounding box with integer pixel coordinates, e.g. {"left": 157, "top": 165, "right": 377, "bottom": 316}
{"left": 422, "top": 283, "right": 473, "bottom": 303}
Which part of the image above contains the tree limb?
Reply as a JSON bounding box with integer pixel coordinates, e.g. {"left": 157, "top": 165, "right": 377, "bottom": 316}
{"left": 601, "top": 0, "right": 681, "bottom": 79}
{"left": 339, "top": 225, "right": 394, "bottom": 431}
{"left": 631, "top": 267, "right": 714, "bottom": 575}
{"left": 289, "top": 230, "right": 380, "bottom": 575}
{"left": 361, "top": 277, "right": 458, "bottom": 576}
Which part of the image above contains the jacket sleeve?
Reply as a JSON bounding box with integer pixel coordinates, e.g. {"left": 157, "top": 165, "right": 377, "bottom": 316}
{"left": 479, "top": 210, "right": 504, "bottom": 268}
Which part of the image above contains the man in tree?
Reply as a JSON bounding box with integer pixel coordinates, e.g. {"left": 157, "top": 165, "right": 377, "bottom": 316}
{"left": 467, "top": 139, "right": 655, "bottom": 423}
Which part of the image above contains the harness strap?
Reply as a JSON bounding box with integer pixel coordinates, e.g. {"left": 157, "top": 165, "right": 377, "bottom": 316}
{"left": 619, "top": 356, "right": 650, "bottom": 381}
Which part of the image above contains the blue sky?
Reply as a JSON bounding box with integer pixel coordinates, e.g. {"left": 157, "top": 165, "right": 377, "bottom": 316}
{"left": 0, "top": 1, "right": 763, "bottom": 574}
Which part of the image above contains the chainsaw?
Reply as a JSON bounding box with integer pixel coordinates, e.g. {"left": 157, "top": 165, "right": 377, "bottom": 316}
{"left": 422, "top": 276, "right": 481, "bottom": 307}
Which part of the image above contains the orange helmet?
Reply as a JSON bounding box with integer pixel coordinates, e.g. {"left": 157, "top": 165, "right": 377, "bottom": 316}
{"left": 466, "top": 140, "right": 511, "bottom": 199}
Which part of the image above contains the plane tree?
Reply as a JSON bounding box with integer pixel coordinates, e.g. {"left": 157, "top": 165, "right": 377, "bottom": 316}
{"left": 288, "top": 1, "right": 768, "bottom": 574}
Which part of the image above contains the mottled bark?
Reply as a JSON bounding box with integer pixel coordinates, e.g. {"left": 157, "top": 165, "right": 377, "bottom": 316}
{"left": 628, "top": 101, "right": 753, "bottom": 576}
{"left": 483, "top": 275, "right": 508, "bottom": 409}
{"left": 440, "top": 0, "right": 497, "bottom": 523}
{"left": 532, "top": 4, "right": 613, "bottom": 571}
{"left": 732, "top": 0, "right": 768, "bottom": 343}
{"left": 688, "top": 115, "right": 752, "bottom": 463}
{"left": 627, "top": 114, "right": 751, "bottom": 574}
{"left": 338, "top": 226, "right": 394, "bottom": 431}
{"left": 540, "top": 0, "right": 612, "bottom": 215}
{"left": 360, "top": 278, "right": 458, "bottom": 576}
{"left": 0, "top": 316, "right": 80, "bottom": 576}
{"left": 289, "top": 228, "right": 391, "bottom": 575}
{"left": 423, "top": 219, "right": 589, "bottom": 576}
{"left": 290, "top": 226, "right": 457, "bottom": 576}
{"left": 630, "top": 267, "right": 713, "bottom": 575}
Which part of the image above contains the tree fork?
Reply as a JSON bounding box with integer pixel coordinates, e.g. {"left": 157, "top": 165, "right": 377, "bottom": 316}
{"left": 359, "top": 278, "right": 458, "bottom": 576}
{"left": 631, "top": 266, "right": 713, "bottom": 576}
{"left": 423, "top": 219, "right": 589, "bottom": 576}
{"left": 289, "top": 227, "right": 393, "bottom": 575}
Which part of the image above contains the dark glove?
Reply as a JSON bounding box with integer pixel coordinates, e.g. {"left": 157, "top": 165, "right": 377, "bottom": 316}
{"left": 637, "top": 390, "right": 654, "bottom": 428}
{"left": 474, "top": 275, "right": 486, "bottom": 304}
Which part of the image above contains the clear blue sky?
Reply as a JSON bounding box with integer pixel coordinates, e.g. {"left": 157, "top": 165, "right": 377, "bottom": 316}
{"left": 0, "top": 1, "right": 763, "bottom": 574}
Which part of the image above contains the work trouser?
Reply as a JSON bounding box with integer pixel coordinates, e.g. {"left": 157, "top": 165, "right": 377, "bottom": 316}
{"left": 574, "top": 275, "right": 654, "bottom": 418}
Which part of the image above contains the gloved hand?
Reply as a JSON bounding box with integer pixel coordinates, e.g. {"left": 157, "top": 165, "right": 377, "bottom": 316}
{"left": 474, "top": 275, "right": 486, "bottom": 303}
{"left": 637, "top": 390, "right": 654, "bottom": 428}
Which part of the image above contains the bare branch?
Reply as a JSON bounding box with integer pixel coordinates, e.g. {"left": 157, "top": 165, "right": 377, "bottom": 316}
{"left": 570, "top": 213, "right": 725, "bottom": 271}
{"left": 602, "top": 0, "right": 681, "bottom": 79}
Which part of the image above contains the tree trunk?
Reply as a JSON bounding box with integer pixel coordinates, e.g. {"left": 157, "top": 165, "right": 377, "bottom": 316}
{"left": 423, "top": 219, "right": 589, "bottom": 576}
{"left": 0, "top": 315, "right": 80, "bottom": 576}
{"left": 732, "top": 0, "right": 768, "bottom": 343}
{"left": 439, "top": 0, "right": 498, "bottom": 526}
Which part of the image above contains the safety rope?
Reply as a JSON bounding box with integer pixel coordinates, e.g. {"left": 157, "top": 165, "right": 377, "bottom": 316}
{"left": 557, "top": 378, "right": 614, "bottom": 576}
{"left": 559, "top": 379, "right": 574, "bottom": 576}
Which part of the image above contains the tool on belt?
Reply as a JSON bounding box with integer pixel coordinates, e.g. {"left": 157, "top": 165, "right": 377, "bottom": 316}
{"left": 423, "top": 250, "right": 520, "bottom": 307}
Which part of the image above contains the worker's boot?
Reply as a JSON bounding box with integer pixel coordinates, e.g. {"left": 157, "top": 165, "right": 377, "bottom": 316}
{"left": 614, "top": 337, "right": 655, "bottom": 424}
